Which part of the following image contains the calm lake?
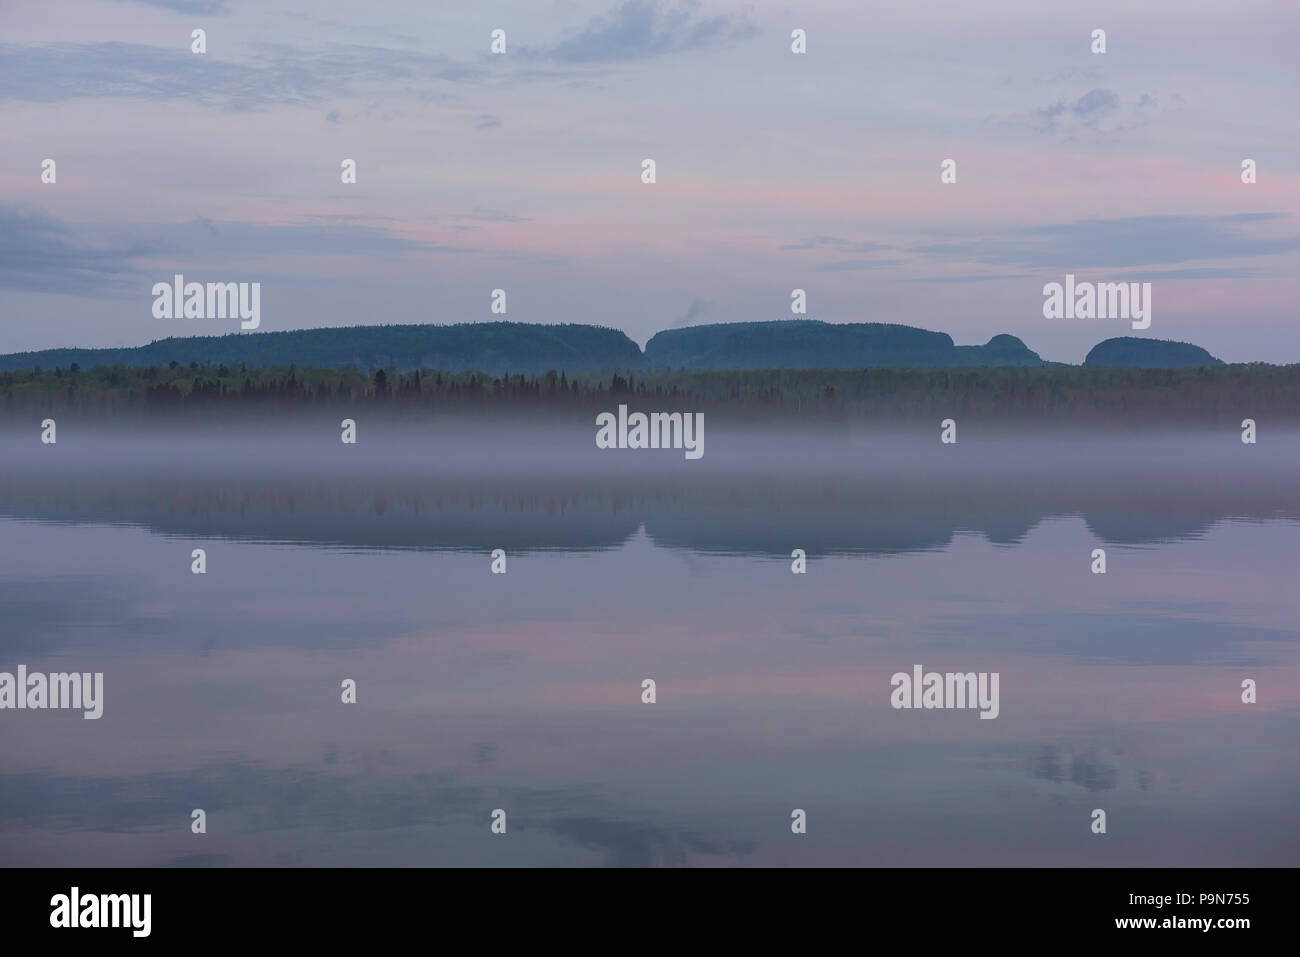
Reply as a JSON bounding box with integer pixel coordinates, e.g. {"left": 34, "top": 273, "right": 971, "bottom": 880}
{"left": 1, "top": 424, "right": 1297, "bottom": 866}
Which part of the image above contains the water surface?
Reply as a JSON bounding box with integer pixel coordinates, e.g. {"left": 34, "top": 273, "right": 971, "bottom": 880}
{"left": 1, "top": 426, "right": 1297, "bottom": 866}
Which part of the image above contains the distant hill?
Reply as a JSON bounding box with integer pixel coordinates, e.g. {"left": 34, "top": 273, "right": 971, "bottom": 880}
{"left": 0, "top": 322, "right": 644, "bottom": 376}
{"left": 0, "top": 321, "right": 1236, "bottom": 375}
{"left": 645, "top": 321, "right": 1045, "bottom": 369}
{"left": 1085, "top": 337, "right": 1224, "bottom": 368}
{"left": 953, "top": 333, "right": 1048, "bottom": 367}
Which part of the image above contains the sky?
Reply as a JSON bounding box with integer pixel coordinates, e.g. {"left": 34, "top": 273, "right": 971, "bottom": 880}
{"left": 0, "top": 0, "right": 1297, "bottom": 363}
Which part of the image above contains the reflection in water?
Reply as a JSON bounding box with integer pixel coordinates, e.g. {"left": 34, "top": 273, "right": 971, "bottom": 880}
{"left": 0, "top": 427, "right": 1297, "bottom": 865}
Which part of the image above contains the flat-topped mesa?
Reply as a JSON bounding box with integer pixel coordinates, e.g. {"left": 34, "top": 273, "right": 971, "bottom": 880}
{"left": 0, "top": 320, "right": 1238, "bottom": 374}
{"left": 645, "top": 320, "right": 1044, "bottom": 370}
{"left": 0, "top": 322, "right": 645, "bottom": 377}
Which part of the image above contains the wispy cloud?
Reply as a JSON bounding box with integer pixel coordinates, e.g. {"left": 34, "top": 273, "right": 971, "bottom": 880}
{"left": 1036, "top": 88, "right": 1119, "bottom": 129}
{"left": 994, "top": 88, "right": 1181, "bottom": 138}
{"left": 0, "top": 207, "right": 468, "bottom": 297}
{"left": 896, "top": 273, "right": 1036, "bottom": 284}
{"left": 0, "top": 42, "right": 339, "bottom": 109}
{"left": 782, "top": 236, "right": 892, "bottom": 254}
{"left": 460, "top": 209, "right": 532, "bottom": 224}
{"left": 908, "top": 215, "right": 1300, "bottom": 270}
{"left": 814, "top": 259, "right": 907, "bottom": 272}
{"left": 116, "top": 0, "right": 231, "bottom": 13}
{"left": 127, "top": 217, "right": 469, "bottom": 259}
{"left": 0, "top": 40, "right": 583, "bottom": 110}
{"left": 533, "top": 0, "right": 757, "bottom": 63}
{"left": 0, "top": 206, "right": 157, "bottom": 295}
{"left": 1107, "top": 266, "right": 1263, "bottom": 280}
{"left": 672, "top": 297, "right": 714, "bottom": 327}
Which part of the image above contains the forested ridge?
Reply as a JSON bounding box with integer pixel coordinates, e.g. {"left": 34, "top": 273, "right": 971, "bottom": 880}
{"left": 0, "top": 320, "right": 1230, "bottom": 375}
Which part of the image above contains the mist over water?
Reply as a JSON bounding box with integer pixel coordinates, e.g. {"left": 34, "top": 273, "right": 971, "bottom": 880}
{"left": 1, "top": 424, "right": 1297, "bottom": 865}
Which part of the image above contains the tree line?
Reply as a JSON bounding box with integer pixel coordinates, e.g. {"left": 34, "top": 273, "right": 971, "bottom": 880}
{"left": 3, "top": 360, "right": 1297, "bottom": 424}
